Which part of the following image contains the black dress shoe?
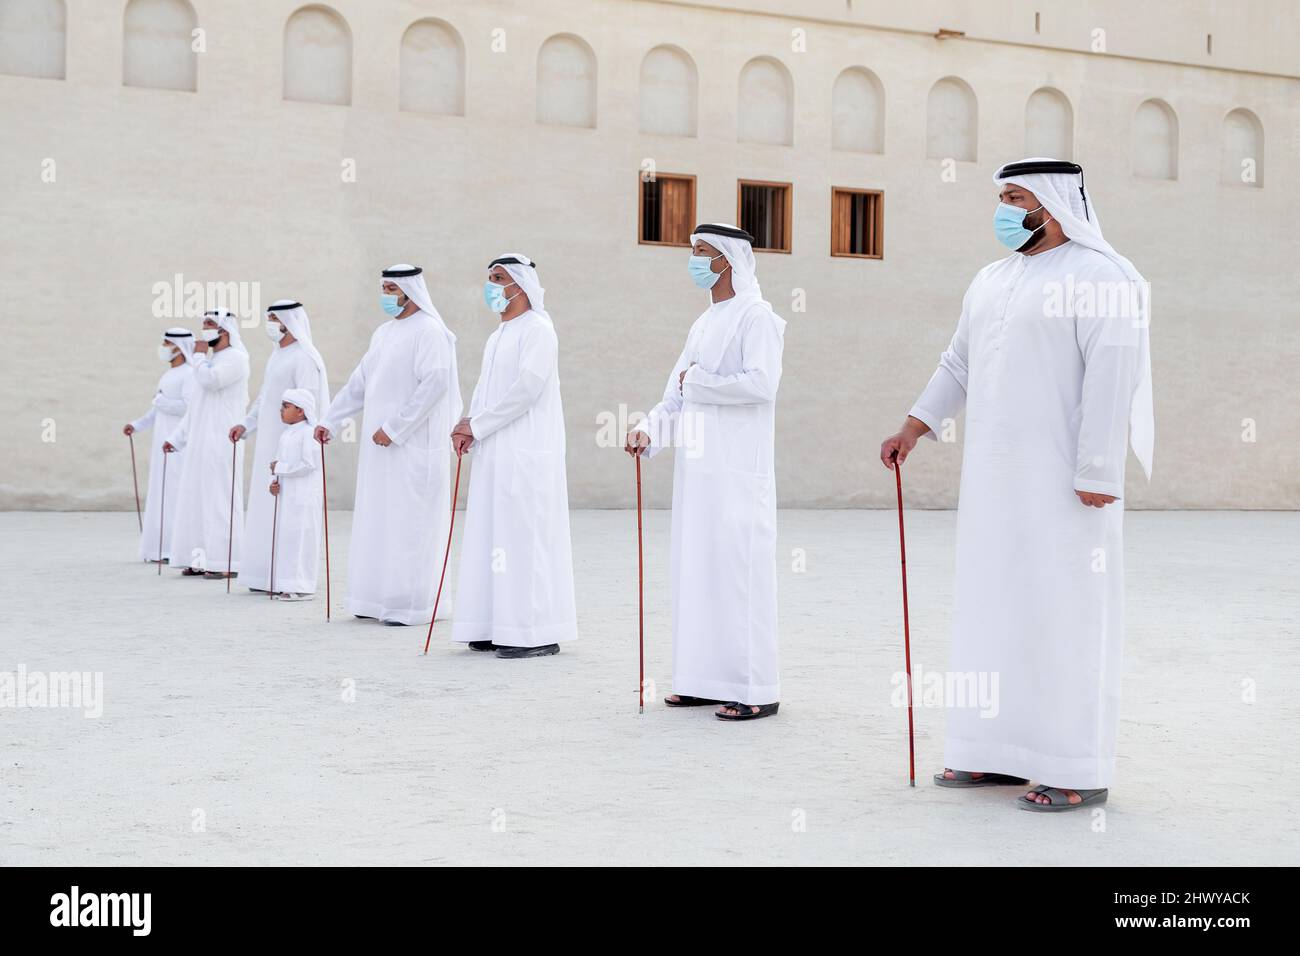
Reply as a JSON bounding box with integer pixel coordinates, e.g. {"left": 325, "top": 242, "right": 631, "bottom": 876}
{"left": 354, "top": 614, "right": 375, "bottom": 620}
{"left": 495, "top": 644, "right": 560, "bottom": 659}
{"left": 468, "top": 641, "right": 496, "bottom": 652}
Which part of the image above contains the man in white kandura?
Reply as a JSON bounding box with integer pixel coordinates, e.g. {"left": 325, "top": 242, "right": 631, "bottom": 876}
{"left": 266, "top": 387, "right": 323, "bottom": 601}
{"left": 231, "top": 300, "right": 330, "bottom": 593}
{"left": 123, "top": 327, "right": 195, "bottom": 564}
{"left": 163, "top": 309, "right": 251, "bottom": 579}
{"left": 880, "top": 159, "right": 1154, "bottom": 812}
{"left": 450, "top": 254, "right": 577, "bottom": 659}
{"left": 316, "top": 265, "right": 462, "bottom": 626}
{"left": 624, "top": 223, "right": 786, "bottom": 721}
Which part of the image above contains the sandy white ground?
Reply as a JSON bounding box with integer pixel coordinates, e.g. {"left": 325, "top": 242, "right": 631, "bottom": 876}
{"left": 1, "top": 509, "right": 1296, "bottom": 866}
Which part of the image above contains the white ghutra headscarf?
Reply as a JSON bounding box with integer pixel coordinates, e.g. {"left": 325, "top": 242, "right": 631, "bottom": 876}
{"left": 163, "top": 327, "right": 195, "bottom": 362}
{"left": 204, "top": 308, "right": 247, "bottom": 357}
{"left": 383, "top": 264, "right": 464, "bottom": 426}
{"left": 687, "top": 223, "right": 784, "bottom": 369}
{"left": 279, "top": 386, "right": 318, "bottom": 425}
{"left": 994, "top": 158, "right": 1154, "bottom": 479}
{"left": 267, "top": 299, "right": 331, "bottom": 415}
{"left": 489, "top": 252, "right": 551, "bottom": 327}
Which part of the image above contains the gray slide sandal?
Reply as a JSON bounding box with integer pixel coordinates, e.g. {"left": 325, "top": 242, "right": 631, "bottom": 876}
{"left": 933, "top": 770, "right": 1029, "bottom": 788}
{"left": 1016, "top": 785, "right": 1109, "bottom": 811}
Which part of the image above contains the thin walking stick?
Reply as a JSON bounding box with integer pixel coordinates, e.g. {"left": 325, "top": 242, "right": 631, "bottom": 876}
{"left": 423, "top": 452, "right": 463, "bottom": 655}
{"left": 128, "top": 433, "right": 143, "bottom": 532}
{"left": 226, "top": 440, "right": 236, "bottom": 594}
{"left": 157, "top": 451, "right": 167, "bottom": 575}
{"left": 636, "top": 453, "right": 644, "bottom": 715}
{"left": 320, "top": 437, "right": 331, "bottom": 622}
{"left": 269, "top": 480, "right": 280, "bottom": 599}
{"left": 892, "top": 453, "right": 916, "bottom": 787}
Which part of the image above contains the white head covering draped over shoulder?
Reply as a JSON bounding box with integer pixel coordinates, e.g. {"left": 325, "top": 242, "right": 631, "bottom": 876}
{"left": 690, "top": 223, "right": 765, "bottom": 303}
{"left": 994, "top": 158, "right": 1153, "bottom": 479}
{"left": 280, "top": 386, "right": 317, "bottom": 424}
{"left": 267, "top": 299, "right": 331, "bottom": 414}
{"left": 489, "top": 252, "right": 551, "bottom": 326}
{"left": 687, "top": 223, "right": 785, "bottom": 368}
{"left": 382, "top": 263, "right": 464, "bottom": 425}
{"left": 204, "top": 308, "right": 247, "bottom": 357}
{"left": 164, "top": 327, "right": 195, "bottom": 362}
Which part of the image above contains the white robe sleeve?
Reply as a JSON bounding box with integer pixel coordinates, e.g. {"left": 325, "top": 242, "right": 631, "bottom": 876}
{"left": 633, "top": 342, "right": 692, "bottom": 459}
{"left": 130, "top": 402, "right": 157, "bottom": 434}
{"left": 273, "top": 435, "right": 320, "bottom": 478}
{"left": 469, "top": 323, "right": 556, "bottom": 441}
{"left": 320, "top": 357, "right": 367, "bottom": 436}
{"left": 1073, "top": 308, "right": 1141, "bottom": 499}
{"left": 681, "top": 309, "right": 783, "bottom": 406}
{"left": 381, "top": 329, "right": 450, "bottom": 446}
{"left": 167, "top": 407, "right": 191, "bottom": 451}
{"left": 909, "top": 284, "right": 974, "bottom": 440}
{"left": 241, "top": 374, "right": 265, "bottom": 435}
{"left": 191, "top": 349, "right": 249, "bottom": 393}
{"left": 152, "top": 389, "right": 187, "bottom": 417}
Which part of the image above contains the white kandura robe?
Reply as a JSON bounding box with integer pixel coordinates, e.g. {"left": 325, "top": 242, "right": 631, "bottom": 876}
{"left": 637, "top": 294, "right": 786, "bottom": 704}
{"left": 239, "top": 342, "right": 326, "bottom": 591}
{"left": 452, "top": 310, "right": 577, "bottom": 648}
{"left": 320, "top": 311, "right": 457, "bottom": 624}
{"left": 166, "top": 347, "right": 250, "bottom": 572}
{"left": 129, "top": 362, "right": 195, "bottom": 562}
{"left": 268, "top": 420, "right": 322, "bottom": 594}
{"left": 910, "top": 240, "right": 1143, "bottom": 790}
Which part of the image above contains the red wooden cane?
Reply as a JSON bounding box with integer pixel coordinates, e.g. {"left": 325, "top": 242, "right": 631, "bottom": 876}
{"left": 128, "top": 433, "right": 143, "bottom": 532}
{"left": 893, "top": 453, "right": 916, "bottom": 787}
{"left": 423, "top": 452, "right": 463, "bottom": 655}
{"left": 226, "top": 440, "right": 236, "bottom": 594}
{"left": 636, "top": 454, "right": 645, "bottom": 715}
{"left": 269, "top": 480, "right": 280, "bottom": 599}
{"left": 320, "top": 437, "right": 331, "bottom": 621}
{"left": 157, "top": 451, "right": 167, "bottom": 575}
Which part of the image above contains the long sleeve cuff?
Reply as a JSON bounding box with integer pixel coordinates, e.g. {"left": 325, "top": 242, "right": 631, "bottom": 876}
{"left": 1073, "top": 477, "right": 1123, "bottom": 499}
{"left": 907, "top": 404, "right": 946, "bottom": 441}
{"left": 380, "top": 418, "right": 412, "bottom": 446}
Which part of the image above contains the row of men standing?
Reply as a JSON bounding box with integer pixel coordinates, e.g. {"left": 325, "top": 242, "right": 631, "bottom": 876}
{"left": 123, "top": 162, "right": 1157, "bottom": 803}
{"left": 125, "top": 257, "right": 579, "bottom": 658}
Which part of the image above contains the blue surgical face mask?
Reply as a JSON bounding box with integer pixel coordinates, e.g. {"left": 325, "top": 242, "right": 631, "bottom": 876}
{"left": 379, "top": 293, "right": 402, "bottom": 317}
{"left": 688, "top": 252, "right": 726, "bottom": 289}
{"left": 483, "top": 280, "right": 517, "bottom": 314}
{"left": 993, "top": 202, "right": 1047, "bottom": 250}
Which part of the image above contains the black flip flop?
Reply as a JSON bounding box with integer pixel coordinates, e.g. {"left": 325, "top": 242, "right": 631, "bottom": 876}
{"left": 715, "top": 701, "right": 779, "bottom": 721}
{"left": 664, "top": 695, "right": 726, "bottom": 707}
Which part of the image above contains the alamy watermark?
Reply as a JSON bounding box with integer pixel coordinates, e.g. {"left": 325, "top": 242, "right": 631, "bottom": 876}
{"left": 1, "top": 665, "right": 103, "bottom": 718}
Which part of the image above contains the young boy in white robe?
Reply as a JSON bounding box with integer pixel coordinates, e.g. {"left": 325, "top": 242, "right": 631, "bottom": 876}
{"left": 123, "top": 328, "right": 195, "bottom": 564}
{"left": 232, "top": 301, "right": 329, "bottom": 594}
{"left": 163, "top": 310, "right": 251, "bottom": 579}
{"left": 450, "top": 254, "right": 577, "bottom": 659}
{"left": 879, "top": 159, "right": 1153, "bottom": 812}
{"left": 266, "top": 388, "right": 322, "bottom": 601}
{"left": 624, "top": 224, "right": 786, "bottom": 720}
